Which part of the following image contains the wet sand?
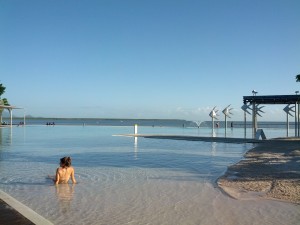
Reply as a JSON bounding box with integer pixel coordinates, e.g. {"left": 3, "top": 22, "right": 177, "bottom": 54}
{"left": 217, "top": 138, "right": 300, "bottom": 204}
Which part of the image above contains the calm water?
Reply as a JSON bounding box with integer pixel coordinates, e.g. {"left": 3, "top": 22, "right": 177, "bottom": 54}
{"left": 0, "top": 125, "right": 299, "bottom": 225}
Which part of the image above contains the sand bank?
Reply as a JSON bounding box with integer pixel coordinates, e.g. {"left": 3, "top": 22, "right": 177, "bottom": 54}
{"left": 217, "top": 138, "right": 300, "bottom": 204}
{"left": 120, "top": 134, "right": 299, "bottom": 203}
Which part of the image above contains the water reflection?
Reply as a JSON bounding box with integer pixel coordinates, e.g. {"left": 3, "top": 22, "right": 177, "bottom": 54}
{"left": 0, "top": 127, "right": 12, "bottom": 146}
{"left": 211, "top": 131, "right": 216, "bottom": 137}
{"left": 55, "top": 183, "right": 75, "bottom": 214}
{"left": 211, "top": 142, "right": 217, "bottom": 156}
{"left": 134, "top": 137, "right": 138, "bottom": 160}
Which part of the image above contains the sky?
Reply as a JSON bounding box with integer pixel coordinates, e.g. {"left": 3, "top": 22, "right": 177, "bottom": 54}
{"left": 0, "top": 0, "right": 300, "bottom": 121}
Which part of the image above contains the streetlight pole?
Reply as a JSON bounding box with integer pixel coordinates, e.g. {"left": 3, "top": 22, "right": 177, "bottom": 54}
{"left": 23, "top": 109, "right": 26, "bottom": 126}
{"left": 209, "top": 107, "right": 219, "bottom": 137}
{"left": 241, "top": 104, "right": 251, "bottom": 139}
{"left": 283, "top": 104, "right": 295, "bottom": 137}
{"left": 222, "top": 105, "right": 233, "bottom": 138}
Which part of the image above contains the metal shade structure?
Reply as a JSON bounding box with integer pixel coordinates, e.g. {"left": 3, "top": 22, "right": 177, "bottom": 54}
{"left": 243, "top": 95, "right": 300, "bottom": 105}
{"left": 0, "top": 105, "right": 24, "bottom": 127}
{"left": 243, "top": 94, "right": 300, "bottom": 137}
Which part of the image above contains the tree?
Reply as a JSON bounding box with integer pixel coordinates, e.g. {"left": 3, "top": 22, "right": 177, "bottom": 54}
{"left": 2, "top": 98, "right": 9, "bottom": 105}
{"left": 0, "top": 83, "right": 6, "bottom": 99}
{"left": 0, "top": 84, "right": 8, "bottom": 124}
{"left": 296, "top": 74, "right": 300, "bottom": 82}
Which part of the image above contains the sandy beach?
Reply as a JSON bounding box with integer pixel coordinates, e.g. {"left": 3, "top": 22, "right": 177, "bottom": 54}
{"left": 217, "top": 138, "right": 300, "bottom": 204}
{"left": 123, "top": 134, "right": 300, "bottom": 204}
{"left": 125, "top": 134, "right": 300, "bottom": 204}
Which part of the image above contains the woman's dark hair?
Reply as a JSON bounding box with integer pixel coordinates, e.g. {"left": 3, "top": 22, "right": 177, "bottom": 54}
{"left": 60, "top": 156, "right": 72, "bottom": 167}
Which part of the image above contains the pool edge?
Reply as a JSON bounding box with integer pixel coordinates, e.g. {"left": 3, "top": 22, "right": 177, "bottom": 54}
{"left": 0, "top": 190, "right": 54, "bottom": 225}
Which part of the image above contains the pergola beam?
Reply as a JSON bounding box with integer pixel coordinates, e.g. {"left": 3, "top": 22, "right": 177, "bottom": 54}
{"left": 243, "top": 95, "right": 300, "bottom": 137}
{"left": 243, "top": 95, "right": 300, "bottom": 105}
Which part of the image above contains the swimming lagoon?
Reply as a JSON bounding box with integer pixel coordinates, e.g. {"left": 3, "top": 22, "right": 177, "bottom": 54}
{"left": 0, "top": 125, "right": 299, "bottom": 225}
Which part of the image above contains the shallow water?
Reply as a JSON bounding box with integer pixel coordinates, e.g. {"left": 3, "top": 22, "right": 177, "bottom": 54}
{"left": 0, "top": 126, "right": 299, "bottom": 225}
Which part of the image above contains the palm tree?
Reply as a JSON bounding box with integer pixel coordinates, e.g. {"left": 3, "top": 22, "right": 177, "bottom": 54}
{"left": 0, "top": 84, "right": 8, "bottom": 124}
{"left": 296, "top": 74, "right": 300, "bottom": 82}
{"left": 2, "top": 98, "right": 9, "bottom": 105}
{"left": 0, "top": 83, "right": 6, "bottom": 99}
{"left": 0, "top": 98, "right": 10, "bottom": 122}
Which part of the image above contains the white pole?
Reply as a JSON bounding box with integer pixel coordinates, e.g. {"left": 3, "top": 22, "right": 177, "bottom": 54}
{"left": 252, "top": 103, "right": 255, "bottom": 139}
{"left": 295, "top": 103, "right": 297, "bottom": 137}
{"left": 244, "top": 111, "right": 246, "bottom": 139}
{"left": 295, "top": 102, "right": 300, "bottom": 137}
{"left": 254, "top": 105, "right": 258, "bottom": 136}
{"left": 9, "top": 109, "right": 12, "bottom": 127}
{"left": 23, "top": 109, "right": 26, "bottom": 126}
{"left": 212, "top": 117, "right": 214, "bottom": 134}
{"left": 225, "top": 115, "right": 227, "bottom": 137}
{"left": 287, "top": 113, "right": 289, "bottom": 137}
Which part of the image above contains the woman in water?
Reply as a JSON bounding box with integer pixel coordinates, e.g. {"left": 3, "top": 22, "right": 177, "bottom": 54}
{"left": 53, "top": 157, "right": 77, "bottom": 185}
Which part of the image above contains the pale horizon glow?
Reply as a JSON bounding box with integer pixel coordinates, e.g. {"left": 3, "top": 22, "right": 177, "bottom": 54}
{"left": 1, "top": 0, "right": 299, "bottom": 121}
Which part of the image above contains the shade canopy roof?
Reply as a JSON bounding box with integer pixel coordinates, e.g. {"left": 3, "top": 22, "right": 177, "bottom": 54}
{"left": 243, "top": 95, "right": 300, "bottom": 105}
{"left": 0, "top": 105, "right": 23, "bottom": 109}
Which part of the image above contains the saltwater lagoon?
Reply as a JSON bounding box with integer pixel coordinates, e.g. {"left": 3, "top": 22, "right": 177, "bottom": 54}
{"left": 0, "top": 125, "right": 299, "bottom": 225}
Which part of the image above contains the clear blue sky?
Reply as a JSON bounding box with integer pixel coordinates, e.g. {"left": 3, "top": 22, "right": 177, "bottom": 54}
{"left": 0, "top": 0, "right": 299, "bottom": 121}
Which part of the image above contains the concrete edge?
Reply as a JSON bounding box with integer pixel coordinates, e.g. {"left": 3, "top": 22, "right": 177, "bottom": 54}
{"left": 115, "top": 134, "right": 300, "bottom": 143}
{"left": 114, "top": 134, "right": 263, "bottom": 143}
{"left": 0, "top": 190, "right": 54, "bottom": 225}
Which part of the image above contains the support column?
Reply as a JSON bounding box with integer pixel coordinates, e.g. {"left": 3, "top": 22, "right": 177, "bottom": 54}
{"left": 286, "top": 113, "right": 289, "bottom": 137}
{"left": 244, "top": 111, "right": 246, "bottom": 139}
{"left": 224, "top": 116, "right": 227, "bottom": 137}
{"left": 295, "top": 103, "right": 297, "bottom": 137}
{"left": 252, "top": 103, "right": 256, "bottom": 139}
{"left": 295, "top": 102, "right": 300, "bottom": 137}
{"left": 9, "top": 109, "right": 12, "bottom": 127}
{"left": 23, "top": 109, "right": 26, "bottom": 126}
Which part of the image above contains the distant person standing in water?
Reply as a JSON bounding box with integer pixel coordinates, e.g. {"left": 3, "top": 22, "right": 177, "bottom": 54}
{"left": 52, "top": 157, "right": 76, "bottom": 185}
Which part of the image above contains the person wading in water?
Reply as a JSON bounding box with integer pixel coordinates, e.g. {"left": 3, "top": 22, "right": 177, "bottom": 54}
{"left": 52, "top": 157, "right": 77, "bottom": 185}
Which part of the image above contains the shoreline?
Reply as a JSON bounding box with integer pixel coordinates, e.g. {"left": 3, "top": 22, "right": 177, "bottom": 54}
{"left": 0, "top": 133, "right": 299, "bottom": 224}
{"left": 217, "top": 138, "right": 300, "bottom": 204}
{"left": 124, "top": 134, "right": 300, "bottom": 204}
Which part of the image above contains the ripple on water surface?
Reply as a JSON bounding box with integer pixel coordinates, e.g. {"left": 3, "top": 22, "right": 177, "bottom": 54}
{"left": 0, "top": 126, "right": 299, "bottom": 225}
